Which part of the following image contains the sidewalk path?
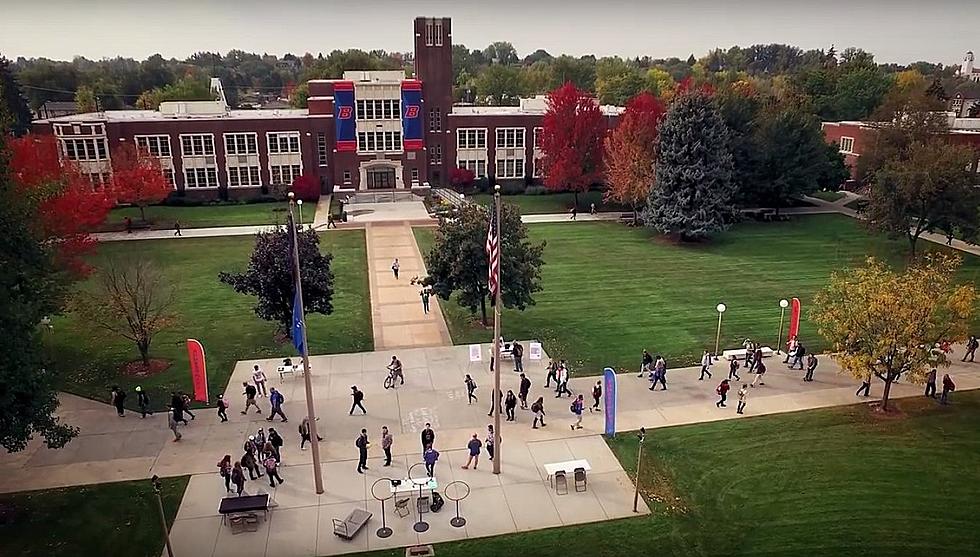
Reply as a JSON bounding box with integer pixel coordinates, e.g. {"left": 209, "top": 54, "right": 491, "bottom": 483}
{"left": 365, "top": 222, "right": 452, "bottom": 350}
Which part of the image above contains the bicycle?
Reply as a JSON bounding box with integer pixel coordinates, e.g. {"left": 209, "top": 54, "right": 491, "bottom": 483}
{"left": 384, "top": 365, "right": 403, "bottom": 390}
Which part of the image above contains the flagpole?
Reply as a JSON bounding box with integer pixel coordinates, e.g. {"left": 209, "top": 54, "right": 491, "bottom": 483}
{"left": 288, "top": 192, "right": 324, "bottom": 495}
{"left": 492, "top": 185, "right": 502, "bottom": 475}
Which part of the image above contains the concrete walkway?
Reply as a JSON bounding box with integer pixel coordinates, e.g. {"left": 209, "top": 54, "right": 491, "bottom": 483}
{"left": 365, "top": 222, "right": 452, "bottom": 350}
{"left": 312, "top": 194, "right": 333, "bottom": 229}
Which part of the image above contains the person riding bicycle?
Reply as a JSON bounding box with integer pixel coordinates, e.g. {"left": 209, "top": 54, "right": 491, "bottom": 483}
{"left": 387, "top": 356, "right": 404, "bottom": 387}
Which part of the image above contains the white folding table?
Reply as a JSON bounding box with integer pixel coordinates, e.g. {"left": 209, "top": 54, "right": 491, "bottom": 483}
{"left": 543, "top": 459, "right": 591, "bottom": 487}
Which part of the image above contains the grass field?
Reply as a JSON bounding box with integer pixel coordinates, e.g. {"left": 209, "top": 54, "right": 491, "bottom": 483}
{"left": 0, "top": 476, "right": 189, "bottom": 557}
{"left": 47, "top": 231, "right": 372, "bottom": 410}
{"left": 468, "top": 191, "right": 619, "bottom": 215}
{"left": 415, "top": 214, "right": 980, "bottom": 374}
{"left": 359, "top": 392, "right": 980, "bottom": 557}
{"left": 104, "top": 201, "right": 313, "bottom": 231}
{"left": 808, "top": 190, "right": 845, "bottom": 203}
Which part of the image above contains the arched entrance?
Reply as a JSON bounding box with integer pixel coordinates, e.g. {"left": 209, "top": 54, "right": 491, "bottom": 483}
{"left": 360, "top": 160, "right": 403, "bottom": 190}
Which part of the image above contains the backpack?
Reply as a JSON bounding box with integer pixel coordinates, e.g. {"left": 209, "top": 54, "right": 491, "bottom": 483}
{"left": 716, "top": 386, "right": 722, "bottom": 395}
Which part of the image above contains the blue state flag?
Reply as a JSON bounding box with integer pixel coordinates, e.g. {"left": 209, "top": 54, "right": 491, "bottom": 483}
{"left": 292, "top": 289, "right": 305, "bottom": 356}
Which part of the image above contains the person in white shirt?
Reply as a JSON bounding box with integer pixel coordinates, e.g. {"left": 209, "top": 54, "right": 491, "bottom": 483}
{"left": 252, "top": 365, "right": 268, "bottom": 397}
{"left": 699, "top": 350, "right": 713, "bottom": 380}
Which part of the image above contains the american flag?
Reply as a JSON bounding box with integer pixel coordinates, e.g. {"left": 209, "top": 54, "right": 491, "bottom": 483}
{"left": 485, "top": 208, "right": 499, "bottom": 296}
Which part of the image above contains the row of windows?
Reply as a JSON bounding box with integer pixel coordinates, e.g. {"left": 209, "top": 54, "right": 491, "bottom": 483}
{"left": 357, "top": 131, "right": 403, "bottom": 153}
{"left": 268, "top": 132, "right": 301, "bottom": 154}
{"left": 182, "top": 164, "right": 303, "bottom": 189}
{"left": 356, "top": 99, "right": 401, "bottom": 121}
{"left": 227, "top": 166, "right": 261, "bottom": 188}
{"left": 225, "top": 133, "right": 258, "bottom": 156}
{"left": 135, "top": 135, "right": 171, "bottom": 158}
{"left": 423, "top": 19, "right": 444, "bottom": 47}
{"left": 271, "top": 164, "right": 302, "bottom": 186}
{"left": 61, "top": 138, "right": 109, "bottom": 161}
{"left": 458, "top": 158, "right": 487, "bottom": 178}
{"left": 429, "top": 108, "right": 442, "bottom": 132}
{"left": 178, "top": 132, "right": 301, "bottom": 157}
{"left": 495, "top": 158, "right": 525, "bottom": 179}
{"left": 457, "top": 129, "right": 487, "bottom": 150}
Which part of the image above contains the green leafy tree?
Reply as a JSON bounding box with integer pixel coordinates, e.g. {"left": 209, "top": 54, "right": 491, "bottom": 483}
{"left": 136, "top": 75, "right": 213, "bottom": 110}
{"left": 0, "top": 136, "right": 78, "bottom": 451}
{"left": 219, "top": 226, "right": 334, "bottom": 335}
{"left": 866, "top": 140, "right": 979, "bottom": 256}
{"left": 474, "top": 64, "right": 525, "bottom": 105}
{"left": 643, "top": 91, "right": 735, "bottom": 240}
{"left": 483, "top": 42, "right": 519, "bottom": 65}
{"left": 423, "top": 203, "right": 545, "bottom": 326}
{"left": 0, "top": 56, "right": 32, "bottom": 136}
{"left": 549, "top": 55, "right": 596, "bottom": 92}
{"left": 74, "top": 85, "right": 97, "bottom": 113}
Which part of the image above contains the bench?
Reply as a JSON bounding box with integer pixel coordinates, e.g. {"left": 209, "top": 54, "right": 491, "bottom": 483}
{"left": 333, "top": 508, "right": 372, "bottom": 540}
{"left": 721, "top": 346, "right": 775, "bottom": 360}
{"left": 219, "top": 494, "right": 270, "bottom": 525}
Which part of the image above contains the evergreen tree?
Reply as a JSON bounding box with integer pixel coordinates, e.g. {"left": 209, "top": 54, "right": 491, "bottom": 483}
{"left": 643, "top": 91, "right": 735, "bottom": 241}
{"left": 0, "top": 56, "right": 32, "bottom": 136}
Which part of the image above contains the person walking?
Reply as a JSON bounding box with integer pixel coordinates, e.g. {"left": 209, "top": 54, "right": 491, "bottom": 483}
{"left": 748, "top": 347, "right": 764, "bottom": 374}
{"left": 421, "top": 423, "right": 436, "bottom": 452}
{"left": 504, "top": 390, "right": 517, "bottom": 421}
{"left": 267, "top": 388, "right": 288, "bottom": 422}
{"left": 173, "top": 220, "right": 182, "bottom": 237}
{"left": 728, "top": 357, "right": 741, "bottom": 381}
{"left": 804, "top": 354, "right": 818, "bottom": 382}
{"left": 570, "top": 394, "right": 585, "bottom": 430}
{"left": 124, "top": 216, "right": 133, "bottom": 234}
{"left": 941, "top": 374, "right": 956, "bottom": 405}
{"left": 298, "top": 417, "right": 322, "bottom": 449}
{"left": 217, "top": 455, "right": 232, "bottom": 492}
{"left": 590, "top": 380, "right": 602, "bottom": 412}
{"left": 925, "top": 368, "right": 938, "bottom": 398}
{"left": 699, "top": 350, "right": 713, "bottom": 380}
{"left": 639, "top": 349, "right": 654, "bottom": 378}
{"left": 519, "top": 373, "right": 531, "bottom": 409}
{"left": 216, "top": 394, "right": 229, "bottom": 422}
{"left": 136, "top": 386, "right": 150, "bottom": 418}
{"left": 485, "top": 425, "right": 497, "bottom": 461}
{"left": 252, "top": 365, "right": 268, "bottom": 397}
{"left": 381, "top": 426, "right": 393, "bottom": 466}
{"left": 590, "top": 202, "right": 596, "bottom": 215}
{"left": 391, "top": 258, "right": 400, "bottom": 279}
{"left": 169, "top": 392, "right": 187, "bottom": 425}
{"left": 268, "top": 428, "right": 284, "bottom": 463}
{"left": 742, "top": 338, "right": 755, "bottom": 368}
{"left": 231, "top": 462, "right": 246, "bottom": 496}
{"left": 736, "top": 384, "right": 748, "bottom": 414}
{"left": 716, "top": 379, "right": 731, "bottom": 408}
{"left": 355, "top": 429, "right": 370, "bottom": 473}
{"left": 789, "top": 343, "right": 807, "bottom": 370}
{"left": 349, "top": 386, "right": 366, "bottom": 415}
{"left": 856, "top": 374, "right": 872, "bottom": 397}
{"left": 180, "top": 392, "right": 196, "bottom": 421}
{"left": 556, "top": 361, "right": 572, "bottom": 398}
{"left": 784, "top": 336, "right": 798, "bottom": 364}
{"left": 569, "top": 206, "right": 577, "bottom": 220}
{"left": 110, "top": 386, "right": 126, "bottom": 417}
{"left": 464, "top": 374, "right": 478, "bottom": 404}
{"left": 512, "top": 340, "right": 524, "bottom": 373}
{"left": 487, "top": 389, "right": 504, "bottom": 417}
{"left": 264, "top": 453, "right": 285, "bottom": 488}
{"left": 649, "top": 356, "right": 668, "bottom": 391}
{"left": 420, "top": 287, "right": 431, "bottom": 314}
{"left": 750, "top": 360, "right": 767, "bottom": 387}
{"left": 962, "top": 335, "right": 978, "bottom": 362}
{"left": 462, "top": 433, "right": 482, "bottom": 469}
{"left": 241, "top": 440, "right": 262, "bottom": 480}
{"left": 167, "top": 407, "right": 181, "bottom": 441}
{"left": 423, "top": 444, "right": 440, "bottom": 477}
{"left": 545, "top": 360, "right": 558, "bottom": 388}
{"left": 387, "top": 356, "right": 404, "bottom": 386}
{"left": 255, "top": 428, "right": 266, "bottom": 452}
{"left": 241, "top": 382, "right": 262, "bottom": 415}
{"left": 531, "top": 397, "right": 547, "bottom": 429}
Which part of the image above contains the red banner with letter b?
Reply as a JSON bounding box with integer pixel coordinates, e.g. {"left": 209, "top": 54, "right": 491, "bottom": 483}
{"left": 187, "top": 339, "right": 209, "bottom": 403}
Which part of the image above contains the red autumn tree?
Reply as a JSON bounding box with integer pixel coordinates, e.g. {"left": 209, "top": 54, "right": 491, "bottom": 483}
{"left": 291, "top": 174, "right": 321, "bottom": 202}
{"left": 111, "top": 143, "right": 172, "bottom": 222}
{"left": 539, "top": 82, "right": 606, "bottom": 207}
{"left": 6, "top": 135, "right": 113, "bottom": 275}
{"left": 449, "top": 167, "right": 475, "bottom": 189}
{"left": 604, "top": 92, "right": 666, "bottom": 222}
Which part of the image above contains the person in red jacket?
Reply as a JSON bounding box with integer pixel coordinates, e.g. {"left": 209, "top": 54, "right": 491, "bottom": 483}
{"left": 941, "top": 374, "right": 956, "bottom": 405}
{"left": 716, "top": 379, "right": 731, "bottom": 408}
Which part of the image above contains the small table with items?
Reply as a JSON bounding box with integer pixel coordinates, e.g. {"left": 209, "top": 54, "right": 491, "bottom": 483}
{"left": 277, "top": 361, "right": 306, "bottom": 381}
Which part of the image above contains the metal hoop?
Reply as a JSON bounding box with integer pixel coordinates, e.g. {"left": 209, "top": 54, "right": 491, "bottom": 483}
{"left": 370, "top": 478, "right": 394, "bottom": 538}
{"left": 406, "top": 462, "right": 430, "bottom": 533}
{"left": 444, "top": 480, "right": 471, "bottom": 528}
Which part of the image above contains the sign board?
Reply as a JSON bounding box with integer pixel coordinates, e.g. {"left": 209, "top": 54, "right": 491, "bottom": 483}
{"left": 528, "top": 342, "right": 543, "bottom": 360}
{"left": 603, "top": 367, "right": 617, "bottom": 438}
{"left": 468, "top": 344, "right": 482, "bottom": 362}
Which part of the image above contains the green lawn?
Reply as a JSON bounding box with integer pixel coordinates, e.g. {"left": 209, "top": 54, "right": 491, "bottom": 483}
{"left": 47, "top": 231, "right": 372, "bottom": 410}
{"left": 809, "top": 190, "right": 845, "bottom": 202}
{"left": 468, "top": 191, "right": 620, "bottom": 215}
{"left": 359, "top": 392, "right": 980, "bottom": 557}
{"left": 415, "top": 214, "right": 980, "bottom": 374}
{"left": 0, "top": 476, "right": 189, "bottom": 557}
{"left": 104, "top": 201, "right": 314, "bottom": 231}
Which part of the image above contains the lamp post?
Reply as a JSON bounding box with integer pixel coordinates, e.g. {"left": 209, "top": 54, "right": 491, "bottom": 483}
{"left": 632, "top": 427, "right": 646, "bottom": 513}
{"left": 151, "top": 475, "right": 174, "bottom": 557}
{"left": 297, "top": 199, "right": 303, "bottom": 229}
{"left": 777, "top": 299, "right": 789, "bottom": 354}
{"left": 713, "top": 303, "right": 727, "bottom": 360}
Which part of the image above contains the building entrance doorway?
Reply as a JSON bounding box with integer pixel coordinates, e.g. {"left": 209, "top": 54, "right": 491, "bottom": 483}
{"left": 366, "top": 167, "right": 396, "bottom": 189}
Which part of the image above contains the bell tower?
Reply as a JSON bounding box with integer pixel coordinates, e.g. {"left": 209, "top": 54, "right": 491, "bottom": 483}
{"left": 414, "top": 17, "right": 453, "bottom": 185}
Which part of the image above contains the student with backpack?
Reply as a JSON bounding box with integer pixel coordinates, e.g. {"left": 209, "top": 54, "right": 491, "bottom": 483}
{"left": 737, "top": 384, "right": 748, "bottom": 414}
{"left": 804, "top": 354, "right": 818, "bottom": 382}
{"left": 268, "top": 428, "right": 284, "bottom": 463}
{"left": 531, "top": 397, "right": 546, "bottom": 429}
{"left": 519, "top": 373, "right": 531, "bottom": 409}
{"left": 263, "top": 453, "right": 285, "bottom": 488}
{"left": 267, "top": 388, "right": 287, "bottom": 422}
{"left": 728, "top": 357, "right": 740, "bottom": 381}
{"left": 941, "top": 374, "right": 956, "bottom": 405}
{"left": 750, "top": 360, "right": 767, "bottom": 387}
{"left": 464, "top": 374, "right": 478, "bottom": 404}
{"left": 591, "top": 381, "right": 602, "bottom": 412}
{"left": 512, "top": 341, "right": 524, "bottom": 373}
{"left": 716, "top": 379, "right": 731, "bottom": 408}
{"left": 217, "top": 455, "right": 232, "bottom": 492}
{"left": 216, "top": 394, "right": 229, "bottom": 422}
{"left": 231, "top": 462, "right": 247, "bottom": 495}
{"left": 570, "top": 394, "right": 585, "bottom": 430}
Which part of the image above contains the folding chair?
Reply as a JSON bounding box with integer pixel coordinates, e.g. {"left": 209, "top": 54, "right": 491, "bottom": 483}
{"left": 574, "top": 467, "right": 587, "bottom": 492}
{"left": 394, "top": 498, "right": 411, "bottom": 518}
{"left": 554, "top": 470, "right": 568, "bottom": 495}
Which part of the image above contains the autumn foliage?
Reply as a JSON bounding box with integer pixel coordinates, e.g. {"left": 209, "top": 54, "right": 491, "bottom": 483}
{"left": 539, "top": 82, "right": 606, "bottom": 204}
{"left": 449, "top": 167, "right": 476, "bottom": 189}
{"left": 603, "top": 92, "right": 666, "bottom": 216}
{"left": 111, "top": 143, "right": 172, "bottom": 221}
{"left": 290, "top": 174, "right": 321, "bottom": 202}
{"left": 5, "top": 135, "right": 113, "bottom": 275}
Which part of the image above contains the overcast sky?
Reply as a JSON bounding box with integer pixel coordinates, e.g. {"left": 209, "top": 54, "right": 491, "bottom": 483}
{"left": 1, "top": 0, "right": 977, "bottom": 66}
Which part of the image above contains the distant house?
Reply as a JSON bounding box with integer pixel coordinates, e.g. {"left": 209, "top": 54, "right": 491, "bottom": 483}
{"left": 950, "top": 92, "right": 980, "bottom": 117}
{"left": 34, "top": 101, "right": 78, "bottom": 120}
{"left": 960, "top": 51, "right": 980, "bottom": 83}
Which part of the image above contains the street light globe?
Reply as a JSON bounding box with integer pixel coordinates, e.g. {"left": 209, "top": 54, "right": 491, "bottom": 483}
{"left": 716, "top": 303, "right": 727, "bottom": 313}
{"left": 297, "top": 199, "right": 303, "bottom": 206}
{"left": 779, "top": 299, "right": 789, "bottom": 308}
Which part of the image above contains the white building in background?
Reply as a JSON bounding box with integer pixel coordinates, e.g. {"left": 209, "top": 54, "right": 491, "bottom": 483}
{"left": 960, "top": 51, "right": 980, "bottom": 82}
